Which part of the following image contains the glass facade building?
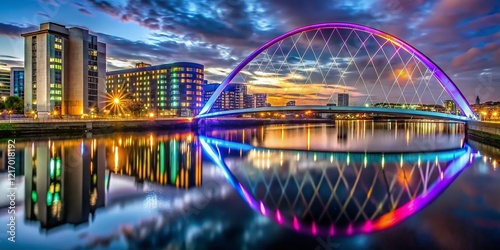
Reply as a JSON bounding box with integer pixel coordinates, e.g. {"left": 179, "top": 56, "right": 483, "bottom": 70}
{"left": 106, "top": 62, "right": 204, "bottom": 116}
{"left": 338, "top": 93, "right": 349, "bottom": 107}
{"left": 22, "top": 22, "right": 106, "bottom": 117}
{"left": 0, "top": 69, "right": 10, "bottom": 100}
{"left": 10, "top": 67, "right": 24, "bottom": 99}
{"left": 203, "top": 83, "right": 267, "bottom": 112}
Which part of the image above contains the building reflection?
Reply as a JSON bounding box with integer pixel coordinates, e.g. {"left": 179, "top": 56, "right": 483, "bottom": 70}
{"left": 24, "top": 139, "right": 106, "bottom": 230}
{"left": 20, "top": 133, "right": 203, "bottom": 231}
{"left": 105, "top": 133, "right": 202, "bottom": 188}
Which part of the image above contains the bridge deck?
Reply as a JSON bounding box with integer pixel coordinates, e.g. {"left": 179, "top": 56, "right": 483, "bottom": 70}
{"left": 195, "top": 106, "right": 469, "bottom": 121}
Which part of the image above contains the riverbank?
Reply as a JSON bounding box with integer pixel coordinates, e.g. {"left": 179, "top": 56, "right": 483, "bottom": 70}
{"left": 467, "top": 121, "right": 500, "bottom": 148}
{"left": 0, "top": 118, "right": 333, "bottom": 138}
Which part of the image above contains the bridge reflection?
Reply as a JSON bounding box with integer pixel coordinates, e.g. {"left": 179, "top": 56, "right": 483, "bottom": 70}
{"left": 200, "top": 136, "right": 476, "bottom": 236}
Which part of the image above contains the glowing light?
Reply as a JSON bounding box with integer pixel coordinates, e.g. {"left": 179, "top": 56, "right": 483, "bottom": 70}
{"left": 113, "top": 98, "right": 120, "bottom": 104}
{"left": 276, "top": 210, "right": 283, "bottom": 224}
{"left": 46, "top": 191, "right": 53, "bottom": 206}
{"left": 149, "top": 112, "right": 154, "bottom": 118}
{"left": 363, "top": 220, "right": 373, "bottom": 232}
{"left": 312, "top": 222, "right": 317, "bottom": 235}
{"left": 293, "top": 216, "right": 299, "bottom": 230}
{"left": 329, "top": 225, "right": 335, "bottom": 236}
{"left": 260, "top": 201, "right": 267, "bottom": 215}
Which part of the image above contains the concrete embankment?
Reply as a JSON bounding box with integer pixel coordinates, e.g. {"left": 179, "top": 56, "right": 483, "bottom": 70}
{"left": 0, "top": 118, "right": 192, "bottom": 137}
{"left": 0, "top": 118, "right": 332, "bottom": 137}
{"left": 467, "top": 121, "right": 500, "bottom": 148}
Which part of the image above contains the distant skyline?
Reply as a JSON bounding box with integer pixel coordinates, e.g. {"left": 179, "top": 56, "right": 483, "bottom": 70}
{"left": 0, "top": 0, "right": 499, "bottom": 103}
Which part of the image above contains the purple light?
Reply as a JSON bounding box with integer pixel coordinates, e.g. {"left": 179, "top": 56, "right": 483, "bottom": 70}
{"left": 197, "top": 22, "right": 475, "bottom": 119}
{"left": 312, "top": 222, "right": 317, "bottom": 235}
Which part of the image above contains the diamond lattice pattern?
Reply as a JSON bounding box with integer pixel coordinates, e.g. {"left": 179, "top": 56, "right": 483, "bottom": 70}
{"left": 229, "top": 28, "right": 452, "bottom": 109}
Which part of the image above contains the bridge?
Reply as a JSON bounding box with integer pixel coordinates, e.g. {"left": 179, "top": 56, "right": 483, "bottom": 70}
{"left": 196, "top": 105, "right": 469, "bottom": 121}
{"left": 196, "top": 23, "right": 476, "bottom": 121}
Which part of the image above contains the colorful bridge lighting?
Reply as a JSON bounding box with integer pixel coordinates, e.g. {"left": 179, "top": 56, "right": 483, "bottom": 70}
{"left": 197, "top": 22, "right": 475, "bottom": 120}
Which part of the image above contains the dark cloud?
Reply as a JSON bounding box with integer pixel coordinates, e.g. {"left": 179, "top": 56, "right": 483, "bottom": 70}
{"left": 79, "top": 8, "right": 93, "bottom": 16}
{"left": 36, "top": 12, "right": 51, "bottom": 18}
{"left": 85, "top": 0, "right": 121, "bottom": 17}
{"left": 0, "top": 22, "right": 37, "bottom": 37}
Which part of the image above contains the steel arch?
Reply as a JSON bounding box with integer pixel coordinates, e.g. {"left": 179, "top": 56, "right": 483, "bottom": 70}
{"left": 197, "top": 23, "right": 475, "bottom": 119}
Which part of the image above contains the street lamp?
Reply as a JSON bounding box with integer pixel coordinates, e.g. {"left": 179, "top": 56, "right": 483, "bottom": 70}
{"left": 114, "top": 98, "right": 120, "bottom": 104}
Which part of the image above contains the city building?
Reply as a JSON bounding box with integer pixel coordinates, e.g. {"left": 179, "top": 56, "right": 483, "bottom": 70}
{"left": 10, "top": 67, "right": 24, "bottom": 99}
{"left": 22, "top": 22, "right": 106, "bottom": 117}
{"left": 476, "top": 95, "right": 480, "bottom": 105}
{"left": 243, "top": 93, "right": 267, "bottom": 109}
{"left": 203, "top": 83, "right": 267, "bottom": 112}
{"left": 254, "top": 93, "right": 267, "bottom": 108}
{"left": 338, "top": 93, "right": 349, "bottom": 106}
{"left": 286, "top": 100, "right": 296, "bottom": 106}
{"left": 444, "top": 100, "right": 458, "bottom": 114}
{"left": 106, "top": 62, "right": 204, "bottom": 117}
{"left": 0, "top": 69, "right": 10, "bottom": 100}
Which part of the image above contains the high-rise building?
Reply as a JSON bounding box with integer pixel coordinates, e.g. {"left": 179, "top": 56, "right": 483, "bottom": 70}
{"left": 444, "top": 100, "right": 457, "bottom": 114}
{"left": 0, "top": 69, "right": 10, "bottom": 100}
{"left": 106, "top": 62, "right": 204, "bottom": 117}
{"left": 338, "top": 93, "right": 349, "bottom": 107}
{"left": 476, "top": 95, "right": 481, "bottom": 105}
{"left": 244, "top": 94, "right": 255, "bottom": 109}
{"left": 254, "top": 94, "right": 267, "bottom": 108}
{"left": 203, "top": 83, "right": 268, "bottom": 112}
{"left": 22, "top": 22, "right": 106, "bottom": 117}
{"left": 10, "top": 67, "right": 24, "bottom": 99}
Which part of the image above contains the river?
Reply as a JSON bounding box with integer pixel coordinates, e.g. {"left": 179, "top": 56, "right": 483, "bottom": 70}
{"left": 0, "top": 121, "right": 499, "bottom": 249}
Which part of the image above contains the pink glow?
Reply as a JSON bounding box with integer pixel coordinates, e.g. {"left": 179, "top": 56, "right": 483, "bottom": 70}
{"left": 362, "top": 220, "right": 373, "bottom": 232}
{"left": 347, "top": 224, "right": 354, "bottom": 235}
{"left": 312, "top": 222, "right": 317, "bottom": 235}
{"left": 329, "top": 225, "right": 335, "bottom": 236}
{"left": 276, "top": 209, "right": 283, "bottom": 224}
{"left": 293, "top": 216, "right": 299, "bottom": 230}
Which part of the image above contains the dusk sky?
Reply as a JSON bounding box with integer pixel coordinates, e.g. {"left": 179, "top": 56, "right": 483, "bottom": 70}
{"left": 0, "top": 0, "right": 499, "bottom": 104}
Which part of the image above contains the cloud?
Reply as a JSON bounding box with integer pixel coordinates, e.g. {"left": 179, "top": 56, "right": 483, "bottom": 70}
{"left": 36, "top": 12, "right": 51, "bottom": 18}
{"left": 79, "top": 8, "right": 93, "bottom": 16}
{"left": 0, "top": 22, "right": 37, "bottom": 37}
{"left": 86, "top": 0, "right": 121, "bottom": 17}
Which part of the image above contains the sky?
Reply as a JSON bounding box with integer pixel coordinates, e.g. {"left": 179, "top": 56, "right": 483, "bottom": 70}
{"left": 0, "top": 0, "right": 499, "bottom": 105}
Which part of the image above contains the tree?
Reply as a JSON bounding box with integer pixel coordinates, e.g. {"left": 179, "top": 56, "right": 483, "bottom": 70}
{"left": 5, "top": 96, "right": 24, "bottom": 114}
{"left": 127, "top": 100, "right": 145, "bottom": 117}
{"left": 0, "top": 100, "right": 5, "bottom": 110}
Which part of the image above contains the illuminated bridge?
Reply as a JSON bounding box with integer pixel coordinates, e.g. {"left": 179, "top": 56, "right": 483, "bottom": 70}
{"left": 197, "top": 23, "right": 475, "bottom": 121}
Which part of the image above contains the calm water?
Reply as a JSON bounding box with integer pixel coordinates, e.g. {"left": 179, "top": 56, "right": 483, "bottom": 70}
{"left": 0, "top": 121, "right": 499, "bottom": 250}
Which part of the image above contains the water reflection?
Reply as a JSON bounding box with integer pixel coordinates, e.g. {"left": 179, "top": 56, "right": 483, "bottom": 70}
{"left": 106, "top": 133, "right": 202, "bottom": 188}
{"left": 200, "top": 136, "right": 476, "bottom": 236}
{"left": 205, "top": 121, "right": 465, "bottom": 152}
{"left": 24, "top": 140, "right": 106, "bottom": 229}
{"left": 1, "top": 133, "right": 202, "bottom": 233}
{"left": 0, "top": 122, "right": 497, "bottom": 249}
